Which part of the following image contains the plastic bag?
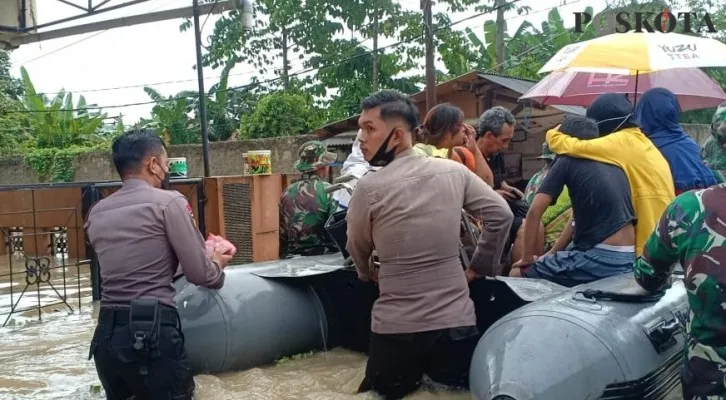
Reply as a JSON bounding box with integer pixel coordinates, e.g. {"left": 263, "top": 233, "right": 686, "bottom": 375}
{"left": 205, "top": 233, "right": 237, "bottom": 256}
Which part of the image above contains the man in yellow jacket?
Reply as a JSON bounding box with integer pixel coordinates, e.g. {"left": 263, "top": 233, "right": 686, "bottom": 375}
{"left": 546, "top": 93, "right": 674, "bottom": 256}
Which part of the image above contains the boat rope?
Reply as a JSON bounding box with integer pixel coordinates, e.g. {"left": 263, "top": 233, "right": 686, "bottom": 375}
{"left": 575, "top": 289, "right": 666, "bottom": 303}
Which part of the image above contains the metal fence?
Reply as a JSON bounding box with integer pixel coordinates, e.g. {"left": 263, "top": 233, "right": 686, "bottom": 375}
{"left": 0, "top": 178, "right": 205, "bottom": 326}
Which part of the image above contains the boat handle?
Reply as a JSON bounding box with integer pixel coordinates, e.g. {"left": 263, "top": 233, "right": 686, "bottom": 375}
{"left": 645, "top": 317, "right": 682, "bottom": 354}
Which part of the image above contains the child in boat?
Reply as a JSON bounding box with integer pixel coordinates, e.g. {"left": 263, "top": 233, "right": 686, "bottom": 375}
{"left": 510, "top": 115, "right": 637, "bottom": 287}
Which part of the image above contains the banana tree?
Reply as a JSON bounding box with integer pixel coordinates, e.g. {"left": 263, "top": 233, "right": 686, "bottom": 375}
{"left": 186, "top": 58, "right": 239, "bottom": 142}
{"left": 19, "top": 67, "right": 106, "bottom": 149}
{"left": 142, "top": 87, "right": 199, "bottom": 145}
{"left": 465, "top": 7, "right": 596, "bottom": 80}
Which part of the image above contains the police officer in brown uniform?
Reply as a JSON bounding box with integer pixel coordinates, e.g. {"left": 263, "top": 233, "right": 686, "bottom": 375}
{"left": 86, "top": 131, "right": 232, "bottom": 399}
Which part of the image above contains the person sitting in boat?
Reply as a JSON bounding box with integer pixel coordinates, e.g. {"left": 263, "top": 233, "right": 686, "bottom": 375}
{"left": 346, "top": 89, "right": 513, "bottom": 400}
{"left": 331, "top": 135, "right": 379, "bottom": 211}
{"left": 515, "top": 141, "right": 572, "bottom": 260}
{"left": 474, "top": 106, "right": 526, "bottom": 264}
{"left": 633, "top": 183, "right": 726, "bottom": 399}
{"left": 413, "top": 103, "right": 494, "bottom": 186}
{"left": 636, "top": 87, "right": 717, "bottom": 195}
{"left": 545, "top": 93, "right": 675, "bottom": 256}
{"left": 510, "top": 116, "right": 637, "bottom": 287}
{"left": 279, "top": 140, "right": 339, "bottom": 258}
{"left": 702, "top": 102, "right": 726, "bottom": 183}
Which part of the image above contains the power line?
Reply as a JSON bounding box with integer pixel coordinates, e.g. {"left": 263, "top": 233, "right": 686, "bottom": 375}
{"left": 15, "top": 0, "right": 185, "bottom": 66}
{"left": 7, "top": 0, "right": 523, "bottom": 114}
{"left": 31, "top": 0, "right": 553, "bottom": 97}
{"left": 32, "top": 0, "right": 529, "bottom": 96}
{"left": 36, "top": 20, "right": 380, "bottom": 96}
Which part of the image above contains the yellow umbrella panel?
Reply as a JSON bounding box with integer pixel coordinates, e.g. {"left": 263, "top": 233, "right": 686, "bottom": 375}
{"left": 539, "top": 31, "right": 726, "bottom": 75}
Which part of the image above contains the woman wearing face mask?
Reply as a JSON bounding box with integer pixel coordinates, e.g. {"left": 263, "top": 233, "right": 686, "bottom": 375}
{"left": 545, "top": 92, "right": 675, "bottom": 256}
{"left": 636, "top": 88, "right": 717, "bottom": 195}
{"left": 413, "top": 103, "right": 494, "bottom": 186}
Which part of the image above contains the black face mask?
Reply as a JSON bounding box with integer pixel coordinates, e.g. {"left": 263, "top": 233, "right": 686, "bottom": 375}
{"left": 156, "top": 162, "right": 171, "bottom": 190}
{"left": 368, "top": 128, "right": 399, "bottom": 167}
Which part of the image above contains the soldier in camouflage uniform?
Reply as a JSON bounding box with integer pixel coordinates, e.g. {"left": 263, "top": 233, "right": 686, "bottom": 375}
{"left": 279, "top": 141, "right": 338, "bottom": 258}
{"left": 702, "top": 103, "right": 726, "bottom": 183}
{"left": 634, "top": 183, "right": 726, "bottom": 399}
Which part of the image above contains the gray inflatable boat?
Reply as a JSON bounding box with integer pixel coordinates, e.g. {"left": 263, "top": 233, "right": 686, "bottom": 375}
{"left": 470, "top": 274, "right": 687, "bottom": 400}
{"left": 174, "top": 254, "right": 687, "bottom": 400}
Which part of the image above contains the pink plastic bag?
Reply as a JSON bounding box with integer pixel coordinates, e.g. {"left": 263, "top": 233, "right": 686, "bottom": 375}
{"left": 205, "top": 233, "right": 237, "bottom": 256}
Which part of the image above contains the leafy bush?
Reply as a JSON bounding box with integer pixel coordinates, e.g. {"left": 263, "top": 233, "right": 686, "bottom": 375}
{"left": 240, "top": 91, "right": 323, "bottom": 139}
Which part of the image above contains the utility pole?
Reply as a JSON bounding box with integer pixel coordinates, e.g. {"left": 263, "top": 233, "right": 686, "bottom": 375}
{"left": 193, "top": 0, "right": 211, "bottom": 177}
{"left": 281, "top": 26, "right": 290, "bottom": 89}
{"left": 494, "top": 0, "right": 505, "bottom": 73}
{"left": 371, "top": 0, "right": 379, "bottom": 92}
{"left": 422, "top": 0, "right": 436, "bottom": 111}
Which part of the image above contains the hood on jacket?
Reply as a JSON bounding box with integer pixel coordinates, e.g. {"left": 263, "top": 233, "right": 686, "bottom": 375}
{"left": 636, "top": 87, "right": 717, "bottom": 191}
{"left": 586, "top": 93, "right": 638, "bottom": 136}
{"left": 636, "top": 87, "right": 682, "bottom": 147}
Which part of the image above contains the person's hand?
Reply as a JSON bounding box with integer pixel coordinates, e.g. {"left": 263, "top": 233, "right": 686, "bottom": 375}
{"left": 496, "top": 189, "right": 517, "bottom": 201}
{"left": 462, "top": 124, "right": 480, "bottom": 152}
{"left": 211, "top": 244, "right": 233, "bottom": 268}
{"left": 465, "top": 268, "right": 478, "bottom": 283}
{"left": 512, "top": 256, "right": 538, "bottom": 269}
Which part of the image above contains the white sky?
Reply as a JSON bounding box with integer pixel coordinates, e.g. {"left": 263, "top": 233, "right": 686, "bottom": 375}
{"left": 7, "top": 0, "right": 607, "bottom": 123}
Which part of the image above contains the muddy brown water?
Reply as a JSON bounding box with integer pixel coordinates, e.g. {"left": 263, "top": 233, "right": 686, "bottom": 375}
{"left": 0, "top": 256, "right": 681, "bottom": 399}
{"left": 0, "top": 301, "right": 469, "bottom": 399}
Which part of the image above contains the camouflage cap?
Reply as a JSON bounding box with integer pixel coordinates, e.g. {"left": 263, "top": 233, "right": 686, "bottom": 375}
{"left": 537, "top": 141, "right": 556, "bottom": 160}
{"left": 712, "top": 104, "right": 726, "bottom": 147}
{"left": 294, "top": 140, "right": 337, "bottom": 172}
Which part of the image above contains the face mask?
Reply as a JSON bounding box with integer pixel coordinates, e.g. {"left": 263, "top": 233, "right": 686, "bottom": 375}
{"left": 368, "top": 128, "right": 399, "bottom": 167}
{"left": 155, "top": 161, "right": 171, "bottom": 190}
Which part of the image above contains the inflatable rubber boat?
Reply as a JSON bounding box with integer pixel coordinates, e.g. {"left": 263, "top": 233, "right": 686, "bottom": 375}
{"left": 174, "top": 254, "right": 687, "bottom": 400}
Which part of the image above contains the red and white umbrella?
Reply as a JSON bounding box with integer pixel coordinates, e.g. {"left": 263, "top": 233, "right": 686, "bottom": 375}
{"left": 520, "top": 68, "right": 726, "bottom": 111}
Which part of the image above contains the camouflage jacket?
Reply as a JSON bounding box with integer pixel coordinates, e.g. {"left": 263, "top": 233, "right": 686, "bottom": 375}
{"left": 702, "top": 136, "right": 726, "bottom": 184}
{"left": 524, "top": 166, "right": 573, "bottom": 251}
{"left": 634, "top": 184, "right": 726, "bottom": 399}
{"left": 279, "top": 174, "right": 337, "bottom": 257}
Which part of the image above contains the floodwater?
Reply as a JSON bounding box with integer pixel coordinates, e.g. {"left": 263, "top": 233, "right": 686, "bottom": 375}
{"left": 0, "top": 254, "right": 468, "bottom": 400}
{"left": 0, "top": 253, "right": 681, "bottom": 400}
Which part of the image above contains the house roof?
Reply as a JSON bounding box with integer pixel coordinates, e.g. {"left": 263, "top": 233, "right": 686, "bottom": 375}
{"left": 315, "top": 71, "right": 585, "bottom": 140}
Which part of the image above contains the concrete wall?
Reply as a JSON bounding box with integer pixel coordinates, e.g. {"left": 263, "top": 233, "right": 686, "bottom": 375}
{"left": 682, "top": 123, "right": 712, "bottom": 145}
{"left": 0, "top": 135, "right": 316, "bottom": 185}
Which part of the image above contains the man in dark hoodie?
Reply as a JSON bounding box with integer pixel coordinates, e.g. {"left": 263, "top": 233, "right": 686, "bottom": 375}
{"left": 635, "top": 87, "right": 717, "bottom": 194}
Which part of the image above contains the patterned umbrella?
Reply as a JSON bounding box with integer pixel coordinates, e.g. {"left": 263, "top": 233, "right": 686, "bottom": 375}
{"left": 520, "top": 68, "right": 726, "bottom": 111}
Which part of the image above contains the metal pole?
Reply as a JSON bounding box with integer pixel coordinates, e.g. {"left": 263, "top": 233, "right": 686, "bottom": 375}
{"left": 422, "top": 0, "right": 436, "bottom": 111}
{"left": 193, "top": 0, "right": 211, "bottom": 177}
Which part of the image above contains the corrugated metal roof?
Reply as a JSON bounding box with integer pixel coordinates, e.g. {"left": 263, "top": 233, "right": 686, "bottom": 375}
{"left": 324, "top": 136, "right": 355, "bottom": 147}
{"left": 478, "top": 73, "right": 586, "bottom": 116}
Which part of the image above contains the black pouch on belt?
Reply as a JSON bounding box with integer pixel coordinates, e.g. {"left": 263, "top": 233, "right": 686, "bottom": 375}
{"left": 129, "top": 299, "right": 162, "bottom": 360}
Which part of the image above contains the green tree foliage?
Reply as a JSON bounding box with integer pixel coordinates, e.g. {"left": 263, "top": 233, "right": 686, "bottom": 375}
{"left": 239, "top": 91, "right": 323, "bottom": 139}
{"left": 0, "top": 50, "right": 27, "bottom": 153}
{"left": 19, "top": 67, "right": 106, "bottom": 149}
{"left": 141, "top": 87, "right": 199, "bottom": 145}
{"left": 462, "top": 7, "right": 596, "bottom": 80}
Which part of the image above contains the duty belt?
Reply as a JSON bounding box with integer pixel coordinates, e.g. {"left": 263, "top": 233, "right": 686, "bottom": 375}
{"left": 98, "top": 305, "right": 180, "bottom": 327}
